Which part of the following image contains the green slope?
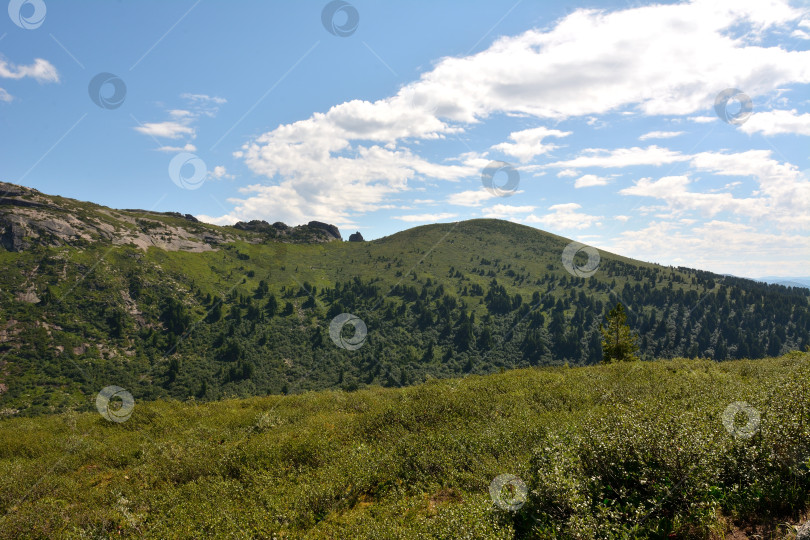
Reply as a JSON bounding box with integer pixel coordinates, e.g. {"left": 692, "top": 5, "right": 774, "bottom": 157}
{"left": 0, "top": 185, "right": 809, "bottom": 416}
{"left": 0, "top": 353, "right": 808, "bottom": 538}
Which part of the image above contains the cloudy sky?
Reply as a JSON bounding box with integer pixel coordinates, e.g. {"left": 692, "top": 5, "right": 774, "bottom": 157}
{"left": 2, "top": 0, "right": 809, "bottom": 277}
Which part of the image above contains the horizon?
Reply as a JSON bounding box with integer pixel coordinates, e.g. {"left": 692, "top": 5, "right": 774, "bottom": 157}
{"left": 2, "top": 0, "right": 809, "bottom": 277}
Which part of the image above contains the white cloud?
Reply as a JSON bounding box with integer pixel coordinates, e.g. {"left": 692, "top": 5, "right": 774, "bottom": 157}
{"left": 491, "top": 126, "right": 571, "bottom": 162}
{"left": 557, "top": 169, "right": 579, "bottom": 178}
{"left": 792, "top": 29, "right": 810, "bottom": 39}
{"left": 604, "top": 220, "right": 810, "bottom": 276}
{"left": 574, "top": 174, "right": 611, "bottom": 188}
{"left": 393, "top": 213, "right": 457, "bottom": 222}
{"left": 547, "top": 145, "right": 688, "bottom": 169}
{"left": 481, "top": 204, "right": 536, "bottom": 218}
{"left": 615, "top": 149, "right": 810, "bottom": 231}
{"left": 0, "top": 57, "right": 59, "bottom": 83}
{"left": 689, "top": 116, "right": 716, "bottom": 123}
{"left": 180, "top": 93, "right": 227, "bottom": 105}
{"left": 739, "top": 109, "right": 810, "bottom": 135}
{"left": 135, "top": 93, "right": 226, "bottom": 144}
{"left": 0, "top": 88, "right": 12, "bottom": 103}
{"left": 211, "top": 166, "right": 235, "bottom": 180}
{"left": 155, "top": 143, "right": 197, "bottom": 153}
{"left": 196, "top": 213, "right": 238, "bottom": 226}
{"left": 523, "top": 203, "right": 602, "bottom": 230}
{"left": 134, "top": 121, "right": 194, "bottom": 139}
{"left": 447, "top": 189, "right": 499, "bottom": 207}
{"left": 209, "top": 0, "right": 810, "bottom": 225}
{"left": 639, "top": 130, "right": 685, "bottom": 140}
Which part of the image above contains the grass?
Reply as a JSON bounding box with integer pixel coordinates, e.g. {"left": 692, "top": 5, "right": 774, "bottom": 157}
{"left": 1, "top": 352, "right": 808, "bottom": 538}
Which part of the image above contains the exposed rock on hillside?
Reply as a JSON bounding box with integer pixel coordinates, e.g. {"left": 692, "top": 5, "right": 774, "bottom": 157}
{"left": 231, "top": 219, "right": 341, "bottom": 242}
{"left": 0, "top": 181, "right": 342, "bottom": 251}
{"left": 349, "top": 231, "right": 364, "bottom": 242}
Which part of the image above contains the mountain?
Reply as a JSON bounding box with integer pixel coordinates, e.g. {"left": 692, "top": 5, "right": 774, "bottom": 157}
{"left": 0, "top": 181, "right": 808, "bottom": 416}
{"left": 756, "top": 276, "right": 810, "bottom": 289}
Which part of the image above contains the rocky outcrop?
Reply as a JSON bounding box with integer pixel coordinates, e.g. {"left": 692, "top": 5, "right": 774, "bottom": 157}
{"left": 233, "top": 220, "right": 274, "bottom": 233}
{"left": 231, "top": 219, "right": 342, "bottom": 243}
{"left": 0, "top": 218, "right": 28, "bottom": 251}
{"left": 348, "top": 231, "right": 364, "bottom": 242}
{"left": 307, "top": 221, "right": 341, "bottom": 241}
{"left": 0, "top": 181, "right": 343, "bottom": 251}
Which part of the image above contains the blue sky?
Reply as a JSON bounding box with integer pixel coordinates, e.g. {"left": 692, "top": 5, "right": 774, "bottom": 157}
{"left": 1, "top": 0, "right": 809, "bottom": 277}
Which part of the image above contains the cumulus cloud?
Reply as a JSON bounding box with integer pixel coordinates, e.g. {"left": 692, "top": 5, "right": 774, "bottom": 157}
{"left": 202, "top": 0, "right": 810, "bottom": 237}
{"left": 156, "top": 143, "right": 197, "bottom": 153}
{"left": 0, "top": 88, "right": 12, "bottom": 103}
{"left": 618, "top": 149, "right": 810, "bottom": 230}
{"left": 447, "top": 189, "right": 500, "bottom": 207}
{"left": 604, "top": 220, "right": 810, "bottom": 276}
{"left": 211, "top": 166, "right": 235, "bottom": 180}
{"left": 574, "top": 174, "right": 611, "bottom": 188}
{"left": 393, "top": 213, "right": 457, "bottom": 222}
{"left": 491, "top": 127, "right": 571, "bottom": 162}
{"left": 481, "top": 204, "right": 537, "bottom": 218}
{"left": 738, "top": 109, "right": 810, "bottom": 135}
{"left": 135, "top": 121, "right": 195, "bottom": 139}
{"left": 547, "top": 145, "right": 688, "bottom": 169}
{"left": 0, "top": 57, "right": 59, "bottom": 83}
{"left": 523, "top": 203, "right": 602, "bottom": 230}
{"left": 639, "top": 130, "right": 685, "bottom": 140}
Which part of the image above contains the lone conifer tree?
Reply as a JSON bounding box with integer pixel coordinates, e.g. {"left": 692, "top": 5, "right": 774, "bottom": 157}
{"left": 600, "top": 303, "right": 639, "bottom": 363}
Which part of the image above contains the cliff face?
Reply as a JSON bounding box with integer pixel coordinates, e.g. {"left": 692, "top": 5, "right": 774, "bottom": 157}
{"left": 0, "top": 182, "right": 342, "bottom": 252}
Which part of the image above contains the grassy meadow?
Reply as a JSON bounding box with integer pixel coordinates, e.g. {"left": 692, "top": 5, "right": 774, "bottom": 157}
{"left": 1, "top": 352, "right": 809, "bottom": 538}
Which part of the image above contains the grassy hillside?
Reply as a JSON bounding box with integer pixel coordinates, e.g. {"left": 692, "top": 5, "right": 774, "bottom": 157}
{"left": 0, "top": 352, "right": 808, "bottom": 538}
{"left": 1, "top": 211, "right": 809, "bottom": 416}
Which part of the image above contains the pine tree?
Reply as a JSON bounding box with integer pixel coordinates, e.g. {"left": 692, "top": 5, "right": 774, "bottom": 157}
{"left": 600, "top": 303, "right": 639, "bottom": 363}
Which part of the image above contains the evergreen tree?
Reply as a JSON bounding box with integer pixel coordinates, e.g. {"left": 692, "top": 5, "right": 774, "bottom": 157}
{"left": 600, "top": 303, "right": 639, "bottom": 363}
{"left": 265, "top": 294, "right": 278, "bottom": 317}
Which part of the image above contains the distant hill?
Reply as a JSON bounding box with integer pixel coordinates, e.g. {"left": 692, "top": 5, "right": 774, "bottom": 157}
{"left": 0, "top": 181, "right": 808, "bottom": 416}
{"left": 755, "top": 276, "right": 810, "bottom": 289}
